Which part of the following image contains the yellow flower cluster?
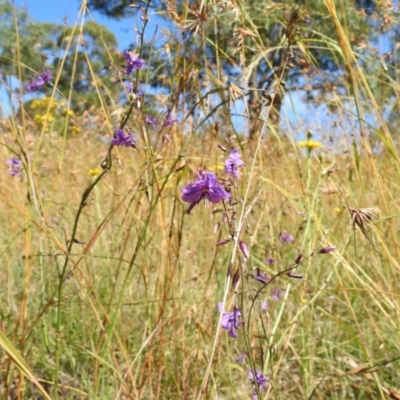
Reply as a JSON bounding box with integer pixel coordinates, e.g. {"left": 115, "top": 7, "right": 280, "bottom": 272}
{"left": 33, "top": 114, "right": 54, "bottom": 131}
{"left": 30, "top": 97, "right": 77, "bottom": 133}
{"left": 30, "top": 96, "right": 59, "bottom": 112}
{"left": 31, "top": 97, "right": 59, "bottom": 131}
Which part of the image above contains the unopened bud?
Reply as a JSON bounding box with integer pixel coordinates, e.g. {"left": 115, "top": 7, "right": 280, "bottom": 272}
{"left": 232, "top": 270, "right": 240, "bottom": 289}
{"left": 216, "top": 239, "right": 230, "bottom": 247}
{"left": 295, "top": 253, "right": 303, "bottom": 264}
{"left": 287, "top": 272, "right": 303, "bottom": 279}
{"left": 239, "top": 240, "right": 250, "bottom": 260}
{"left": 319, "top": 246, "right": 336, "bottom": 254}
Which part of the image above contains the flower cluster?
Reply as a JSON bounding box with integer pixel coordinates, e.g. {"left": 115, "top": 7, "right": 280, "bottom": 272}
{"left": 181, "top": 170, "right": 230, "bottom": 214}
{"left": 26, "top": 69, "right": 52, "bottom": 92}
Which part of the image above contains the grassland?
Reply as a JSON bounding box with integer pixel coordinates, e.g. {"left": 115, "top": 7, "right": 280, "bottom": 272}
{"left": 1, "top": 1, "right": 400, "bottom": 399}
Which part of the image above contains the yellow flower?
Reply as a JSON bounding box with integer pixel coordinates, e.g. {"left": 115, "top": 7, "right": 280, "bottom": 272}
{"left": 61, "top": 108, "right": 74, "bottom": 117}
{"left": 88, "top": 168, "right": 102, "bottom": 176}
{"left": 298, "top": 140, "right": 323, "bottom": 150}
{"left": 70, "top": 125, "right": 82, "bottom": 134}
{"left": 33, "top": 114, "right": 54, "bottom": 130}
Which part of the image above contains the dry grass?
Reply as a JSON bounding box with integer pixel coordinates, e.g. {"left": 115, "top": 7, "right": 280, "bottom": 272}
{"left": 1, "top": 1, "right": 400, "bottom": 399}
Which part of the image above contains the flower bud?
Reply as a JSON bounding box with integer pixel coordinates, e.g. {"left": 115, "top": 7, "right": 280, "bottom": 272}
{"left": 287, "top": 272, "right": 303, "bottom": 279}
{"left": 239, "top": 240, "right": 250, "bottom": 260}
{"left": 295, "top": 253, "right": 303, "bottom": 264}
{"left": 319, "top": 246, "right": 336, "bottom": 254}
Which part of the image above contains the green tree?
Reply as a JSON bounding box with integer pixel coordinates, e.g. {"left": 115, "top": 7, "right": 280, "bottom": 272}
{"left": 0, "top": 1, "right": 120, "bottom": 113}
{"left": 85, "top": 0, "right": 394, "bottom": 139}
{"left": 51, "top": 21, "right": 119, "bottom": 112}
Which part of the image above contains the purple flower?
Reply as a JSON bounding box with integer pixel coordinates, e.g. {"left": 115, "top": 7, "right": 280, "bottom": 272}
{"left": 163, "top": 116, "right": 178, "bottom": 127}
{"left": 126, "top": 82, "right": 143, "bottom": 96}
{"left": 279, "top": 232, "right": 294, "bottom": 245}
{"left": 123, "top": 50, "right": 145, "bottom": 74}
{"left": 261, "top": 301, "right": 269, "bottom": 310}
{"left": 6, "top": 157, "right": 22, "bottom": 177}
{"left": 265, "top": 257, "right": 276, "bottom": 265}
{"left": 181, "top": 170, "right": 230, "bottom": 214}
{"left": 248, "top": 369, "right": 269, "bottom": 399}
{"left": 112, "top": 128, "right": 136, "bottom": 147}
{"left": 26, "top": 69, "right": 52, "bottom": 92}
{"left": 224, "top": 149, "right": 245, "bottom": 178}
{"left": 145, "top": 116, "right": 158, "bottom": 127}
{"left": 235, "top": 353, "right": 248, "bottom": 363}
{"left": 254, "top": 270, "right": 271, "bottom": 285}
{"left": 271, "top": 288, "right": 285, "bottom": 301}
{"left": 217, "top": 303, "right": 242, "bottom": 338}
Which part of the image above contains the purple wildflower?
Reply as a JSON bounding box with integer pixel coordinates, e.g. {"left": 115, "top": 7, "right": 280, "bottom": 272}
{"left": 26, "top": 69, "right": 52, "bottom": 92}
{"left": 248, "top": 369, "right": 269, "bottom": 399}
{"left": 265, "top": 257, "right": 276, "bottom": 265}
{"left": 217, "top": 303, "right": 242, "bottom": 339}
{"left": 261, "top": 301, "right": 269, "bottom": 310}
{"left": 181, "top": 170, "right": 230, "bottom": 214}
{"left": 126, "top": 82, "right": 143, "bottom": 96}
{"left": 125, "top": 82, "right": 134, "bottom": 93}
{"left": 6, "top": 157, "right": 22, "bottom": 177}
{"left": 279, "top": 232, "right": 294, "bottom": 245}
{"left": 145, "top": 116, "right": 158, "bottom": 127}
{"left": 112, "top": 128, "right": 136, "bottom": 147}
{"left": 224, "top": 149, "right": 245, "bottom": 178}
{"left": 235, "top": 353, "right": 248, "bottom": 363}
{"left": 163, "top": 116, "right": 178, "bottom": 127}
{"left": 123, "top": 50, "right": 145, "bottom": 74}
{"left": 254, "top": 270, "right": 271, "bottom": 285}
{"left": 271, "top": 288, "right": 285, "bottom": 301}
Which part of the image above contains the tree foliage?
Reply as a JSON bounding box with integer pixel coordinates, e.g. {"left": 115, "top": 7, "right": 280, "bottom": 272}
{"left": 86, "top": 0, "right": 395, "bottom": 138}
{"left": 0, "top": 1, "right": 120, "bottom": 112}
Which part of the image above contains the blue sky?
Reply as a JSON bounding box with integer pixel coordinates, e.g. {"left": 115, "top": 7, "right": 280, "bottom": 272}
{"left": 2, "top": 0, "right": 349, "bottom": 140}
{"left": 6, "top": 1, "right": 393, "bottom": 142}
{"left": 1, "top": 1, "right": 166, "bottom": 117}
{"left": 14, "top": 0, "right": 165, "bottom": 51}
